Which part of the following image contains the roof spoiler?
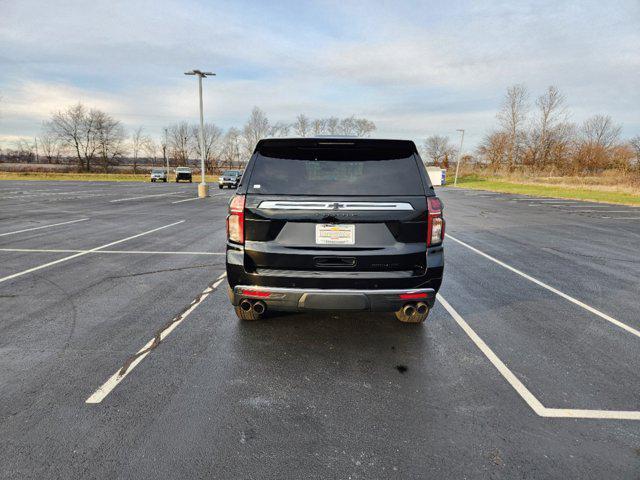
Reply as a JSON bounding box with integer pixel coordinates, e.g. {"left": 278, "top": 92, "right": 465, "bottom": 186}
{"left": 254, "top": 138, "right": 418, "bottom": 154}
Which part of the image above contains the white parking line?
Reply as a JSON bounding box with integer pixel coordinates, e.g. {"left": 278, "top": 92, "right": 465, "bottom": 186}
{"left": 171, "top": 197, "right": 199, "bottom": 204}
{"left": 569, "top": 210, "right": 633, "bottom": 213}
{"left": 559, "top": 205, "right": 620, "bottom": 209}
{"left": 0, "top": 221, "right": 184, "bottom": 284}
{"left": 86, "top": 273, "right": 227, "bottom": 404}
{"left": 530, "top": 202, "right": 580, "bottom": 206}
{"left": 437, "top": 294, "right": 640, "bottom": 420}
{"left": 534, "top": 200, "right": 580, "bottom": 203}
{"left": 445, "top": 233, "right": 640, "bottom": 340}
{"left": 110, "top": 192, "right": 182, "bottom": 203}
{"left": 0, "top": 248, "right": 223, "bottom": 255}
{"left": 0, "top": 218, "right": 89, "bottom": 237}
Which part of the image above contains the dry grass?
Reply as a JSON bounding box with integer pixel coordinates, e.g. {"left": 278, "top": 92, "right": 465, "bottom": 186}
{"left": 454, "top": 168, "right": 640, "bottom": 206}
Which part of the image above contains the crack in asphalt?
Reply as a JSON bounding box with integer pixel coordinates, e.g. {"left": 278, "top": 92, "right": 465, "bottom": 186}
{"left": 542, "top": 246, "right": 640, "bottom": 264}
{"left": 117, "top": 276, "right": 222, "bottom": 376}
{"left": 107, "top": 263, "right": 224, "bottom": 279}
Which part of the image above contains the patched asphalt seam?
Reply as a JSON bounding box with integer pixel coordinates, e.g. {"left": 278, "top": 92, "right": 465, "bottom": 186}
{"left": 117, "top": 275, "right": 223, "bottom": 376}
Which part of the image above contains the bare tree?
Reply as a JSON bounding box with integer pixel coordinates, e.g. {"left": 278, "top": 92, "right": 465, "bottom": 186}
{"left": 325, "top": 117, "right": 340, "bottom": 135}
{"left": 269, "top": 121, "right": 290, "bottom": 137}
{"left": 293, "top": 114, "right": 311, "bottom": 137}
{"left": 296, "top": 116, "right": 375, "bottom": 137}
{"left": 243, "top": 107, "right": 270, "bottom": 156}
{"left": 130, "top": 127, "right": 149, "bottom": 174}
{"left": 528, "top": 86, "right": 566, "bottom": 167}
{"left": 39, "top": 131, "right": 61, "bottom": 163}
{"left": 354, "top": 118, "right": 376, "bottom": 137}
{"left": 311, "top": 118, "right": 327, "bottom": 136}
{"left": 94, "top": 111, "right": 126, "bottom": 173}
{"left": 168, "top": 122, "right": 192, "bottom": 166}
{"left": 338, "top": 116, "right": 357, "bottom": 135}
{"left": 574, "top": 115, "right": 623, "bottom": 172}
{"left": 580, "top": 115, "right": 622, "bottom": 149}
{"left": 220, "top": 127, "right": 242, "bottom": 169}
{"left": 46, "top": 103, "right": 102, "bottom": 171}
{"left": 630, "top": 135, "right": 640, "bottom": 170}
{"left": 477, "top": 132, "right": 510, "bottom": 170}
{"left": 144, "top": 137, "right": 158, "bottom": 167}
{"left": 191, "top": 123, "right": 223, "bottom": 173}
{"left": 497, "top": 84, "right": 529, "bottom": 168}
{"left": 12, "top": 139, "right": 36, "bottom": 163}
{"left": 424, "top": 135, "right": 456, "bottom": 168}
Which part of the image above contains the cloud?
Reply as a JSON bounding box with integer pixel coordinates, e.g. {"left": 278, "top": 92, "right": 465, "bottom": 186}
{"left": 1, "top": 0, "right": 638, "bottom": 148}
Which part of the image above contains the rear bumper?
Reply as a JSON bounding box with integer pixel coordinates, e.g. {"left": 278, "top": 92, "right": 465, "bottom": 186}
{"left": 230, "top": 285, "right": 436, "bottom": 312}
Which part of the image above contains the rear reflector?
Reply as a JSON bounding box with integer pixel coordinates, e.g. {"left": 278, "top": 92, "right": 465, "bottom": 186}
{"left": 240, "top": 289, "right": 271, "bottom": 298}
{"left": 399, "top": 292, "right": 428, "bottom": 300}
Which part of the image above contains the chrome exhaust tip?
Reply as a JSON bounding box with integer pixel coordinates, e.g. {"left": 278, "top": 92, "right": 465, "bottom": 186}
{"left": 402, "top": 304, "right": 416, "bottom": 317}
{"left": 252, "top": 300, "right": 266, "bottom": 315}
{"left": 416, "top": 302, "right": 429, "bottom": 315}
{"left": 240, "top": 299, "right": 252, "bottom": 312}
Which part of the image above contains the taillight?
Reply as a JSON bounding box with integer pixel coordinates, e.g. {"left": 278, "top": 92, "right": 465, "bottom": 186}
{"left": 427, "top": 196, "right": 444, "bottom": 247}
{"left": 227, "top": 195, "right": 245, "bottom": 244}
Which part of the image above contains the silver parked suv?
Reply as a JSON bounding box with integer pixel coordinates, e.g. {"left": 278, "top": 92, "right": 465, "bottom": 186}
{"left": 218, "top": 170, "right": 243, "bottom": 189}
{"left": 150, "top": 168, "right": 168, "bottom": 182}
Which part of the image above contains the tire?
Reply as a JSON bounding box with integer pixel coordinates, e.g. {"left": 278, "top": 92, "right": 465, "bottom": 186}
{"left": 234, "top": 305, "right": 265, "bottom": 321}
{"left": 151, "top": 179, "right": 155, "bottom": 182}
{"left": 164, "top": 179, "right": 167, "bottom": 182}
{"left": 395, "top": 307, "right": 429, "bottom": 323}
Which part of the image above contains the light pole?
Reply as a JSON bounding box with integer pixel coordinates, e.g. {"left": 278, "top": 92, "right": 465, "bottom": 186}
{"left": 184, "top": 69, "right": 215, "bottom": 198}
{"left": 454, "top": 129, "right": 465, "bottom": 186}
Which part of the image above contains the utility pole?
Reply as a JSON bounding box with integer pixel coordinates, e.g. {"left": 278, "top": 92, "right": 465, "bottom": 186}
{"left": 162, "top": 127, "right": 169, "bottom": 180}
{"left": 454, "top": 129, "right": 465, "bottom": 186}
{"left": 184, "top": 69, "right": 215, "bottom": 198}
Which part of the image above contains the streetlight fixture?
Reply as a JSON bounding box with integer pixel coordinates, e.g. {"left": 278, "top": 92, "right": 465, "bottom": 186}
{"left": 184, "top": 69, "right": 216, "bottom": 198}
{"left": 454, "top": 129, "right": 465, "bottom": 186}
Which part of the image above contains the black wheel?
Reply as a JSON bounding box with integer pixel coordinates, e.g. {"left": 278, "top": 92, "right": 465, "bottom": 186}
{"left": 151, "top": 179, "right": 155, "bottom": 182}
{"left": 234, "top": 305, "right": 265, "bottom": 321}
{"left": 164, "top": 179, "right": 167, "bottom": 182}
{"left": 219, "top": 185, "right": 223, "bottom": 189}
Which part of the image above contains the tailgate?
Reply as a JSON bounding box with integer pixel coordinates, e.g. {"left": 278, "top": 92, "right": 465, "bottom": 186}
{"left": 243, "top": 195, "right": 427, "bottom": 275}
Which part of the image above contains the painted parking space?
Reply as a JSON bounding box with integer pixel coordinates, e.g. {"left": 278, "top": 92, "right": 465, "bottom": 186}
{"left": 1, "top": 181, "right": 639, "bottom": 478}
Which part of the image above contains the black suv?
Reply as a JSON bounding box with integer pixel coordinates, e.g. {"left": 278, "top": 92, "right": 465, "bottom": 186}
{"left": 225, "top": 138, "right": 444, "bottom": 323}
{"left": 175, "top": 167, "right": 193, "bottom": 182}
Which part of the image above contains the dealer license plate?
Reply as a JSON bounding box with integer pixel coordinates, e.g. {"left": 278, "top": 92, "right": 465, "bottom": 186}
{"left": 315, "top": 224, "right": 355, "bottom": 245}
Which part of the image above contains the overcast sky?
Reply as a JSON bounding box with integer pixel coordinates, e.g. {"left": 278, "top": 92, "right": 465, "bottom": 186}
{"left": 1, "top": 0, "right": 638, "bottom": 150}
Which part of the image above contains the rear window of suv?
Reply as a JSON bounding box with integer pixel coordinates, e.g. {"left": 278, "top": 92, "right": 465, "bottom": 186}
{"left": 248, "top": 148, "right": 425, "bottom": 196}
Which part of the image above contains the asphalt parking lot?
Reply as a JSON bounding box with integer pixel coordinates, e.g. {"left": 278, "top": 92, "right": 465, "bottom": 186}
{"left": 1, "top": 180, "right": 639, "bottom": 479}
